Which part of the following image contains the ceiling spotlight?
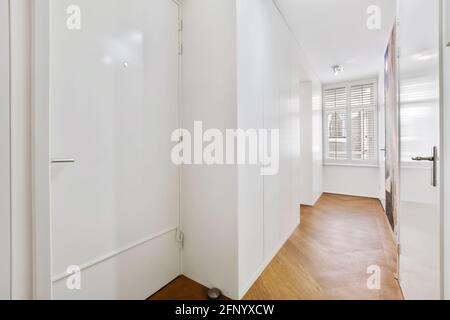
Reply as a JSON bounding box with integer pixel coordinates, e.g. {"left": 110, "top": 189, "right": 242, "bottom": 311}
{"left": 332, "top": 65, "right": 344, "bottom": 76}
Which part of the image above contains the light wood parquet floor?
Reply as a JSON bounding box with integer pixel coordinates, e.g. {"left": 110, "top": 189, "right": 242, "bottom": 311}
{"left": 150, "top": 193, "right": 403, "bottom": 300}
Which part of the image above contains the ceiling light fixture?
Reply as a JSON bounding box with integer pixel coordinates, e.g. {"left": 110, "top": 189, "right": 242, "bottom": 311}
{"left": 332, "top": 65, "right": 344, "bottom": 76}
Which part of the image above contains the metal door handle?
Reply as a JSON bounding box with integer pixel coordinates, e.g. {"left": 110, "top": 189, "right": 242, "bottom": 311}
{"left": 51, "top": 158, "right": 76, "bottom": 164}
{"left": 411, "top": 146, "right": 438, "bottom": 187}
{"left": 411, "top": 156, "right": 434, "bottom": 161}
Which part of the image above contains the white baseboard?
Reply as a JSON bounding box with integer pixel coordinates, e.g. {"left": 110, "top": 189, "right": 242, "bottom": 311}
{"left": 238, "top": 221, "right": 300, "bottom": 299}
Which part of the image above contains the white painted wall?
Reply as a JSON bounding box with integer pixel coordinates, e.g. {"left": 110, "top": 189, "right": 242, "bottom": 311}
{"left": 312, "top": 81, "right": 324, "bottom": 204}
{"left": 322, "top": 78, "right": 381, "bottom": 200}
{"left": 323, "top": 165, "right": 380, "bottom": 198}
{"left": 299, "top": 81, "right": 323, "bottom": 206}
{"left": 180, "top": 0, "right": 239, "bottom": 299}
{"left": 0, "top": 0, "right": 11, "bottom": 300}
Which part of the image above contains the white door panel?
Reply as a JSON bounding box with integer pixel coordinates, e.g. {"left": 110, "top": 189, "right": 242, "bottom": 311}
{"left": 398, "top": 0, "right": 441, "bottom": 300}
{"left": 0, "top": 0, "right": 11, "bottom": 300}
{"left": 445, "top": 0, "right": 450, "bottom": 301}
{"left": 49, "top": 0, "right": 180, "bottom": 298}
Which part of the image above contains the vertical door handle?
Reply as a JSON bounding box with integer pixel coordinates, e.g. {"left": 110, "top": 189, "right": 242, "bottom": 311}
{"left": 411, "top": 146, "right": 438, "bottom": 187}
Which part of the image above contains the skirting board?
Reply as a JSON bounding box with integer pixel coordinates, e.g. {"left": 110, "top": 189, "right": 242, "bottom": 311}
{"left": 182, "top": 221, "right": 301, "bottom": 300}
{"left": 300, "top": 192, "right": 323, "bottom": 207}
{"left": 238, "top": 221, "right": 300, "bottom": 299}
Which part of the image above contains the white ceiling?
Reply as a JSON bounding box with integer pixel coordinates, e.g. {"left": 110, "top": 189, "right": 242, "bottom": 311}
{"left": 275, "top": 0, "right": 397, "bottom": 84}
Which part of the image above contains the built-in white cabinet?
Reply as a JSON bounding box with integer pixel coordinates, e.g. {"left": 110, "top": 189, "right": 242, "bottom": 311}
{"left": 181, "top": 0, "right": 308, "bottom": 299}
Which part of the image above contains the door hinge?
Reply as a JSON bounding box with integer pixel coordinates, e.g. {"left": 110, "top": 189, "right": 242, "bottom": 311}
{"left": 178, "top": 19, "right": 183, "bottom": 32}
{"left": 394, "top": 272, "right": 400, "bottom": 281}
{"left": 176, "top": 229, "right": 184, "bottom": 249}
{"left": 397, "top": 243, "right": 401, "bottom": 255}
{"left": 178, "top": 43, "right": 183, "bottom": 56}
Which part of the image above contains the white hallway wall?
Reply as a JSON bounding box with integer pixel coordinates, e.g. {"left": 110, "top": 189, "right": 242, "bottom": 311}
{"left": 299, "top": 81, "right": 323, "bottom": 206}
{"left": 323, "top": 166, "right": 380, "bottom": 198}
{"left": 322, "top": 79, "right": 381, "bottom": 199}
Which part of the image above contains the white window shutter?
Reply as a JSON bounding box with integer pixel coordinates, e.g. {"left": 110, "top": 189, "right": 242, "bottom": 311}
{"left": 323, "top": 80, "right": 378, "bottom": 165}
{"left": 350, "top": 83, "right": 377, "bottom": 161}
{"left": 324, "top": 87, "right": 347, "bottom": 161}
{"left": 326, "top": 110, "right": 348, "bottom": 160}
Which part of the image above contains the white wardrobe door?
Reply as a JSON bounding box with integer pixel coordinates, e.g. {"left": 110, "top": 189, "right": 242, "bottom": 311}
{"left": 0, "top": 0, "right": 11, "bottom": 300}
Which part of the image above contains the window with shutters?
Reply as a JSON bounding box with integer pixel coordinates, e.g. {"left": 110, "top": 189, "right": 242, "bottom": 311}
{"left": 323, "top": 80, "right": 378, "bottom": 166}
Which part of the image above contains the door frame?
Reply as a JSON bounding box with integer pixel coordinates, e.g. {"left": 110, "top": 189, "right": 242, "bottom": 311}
{"left": 1, "top": 0, "right": 11, "bottom": 301}
{"left": 439, "top": 0, "right": 445, "bottom": 300}
{"left": 31, "top": 0, "right": 183, "bottom": 300}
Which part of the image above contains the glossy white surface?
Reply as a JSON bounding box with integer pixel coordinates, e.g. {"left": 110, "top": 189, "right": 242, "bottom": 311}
{"left": 444, "top": 0, "right": 450, "bottom": 300}
{"left": 180, "top": 0, "right": 239, "bottom": 299}
{"left": 398, "top": 0, "right": 441, "bottom": 300}
{"left": 237, "top": 0, "right": 303, "bottom": 298}
{"left": 49, "top": 0, "right": 180, "bottom": 298}
{"left": 0, "top": 0, "right": 11, "bottom": 300}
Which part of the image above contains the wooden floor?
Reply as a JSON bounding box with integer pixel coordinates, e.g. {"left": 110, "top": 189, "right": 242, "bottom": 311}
{"left": 150, "top": 276, "right": 230, "bottom": 300}
{"left": 150, "top": 194, "right": 403, "bottom": 300}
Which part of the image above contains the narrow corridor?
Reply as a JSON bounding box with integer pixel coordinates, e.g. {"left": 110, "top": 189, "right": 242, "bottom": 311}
{"left": 244, "top": 194, "right": 403, "bottom": 300}
{"left": 151, "top": 194, "right": 403, "bottom": 300}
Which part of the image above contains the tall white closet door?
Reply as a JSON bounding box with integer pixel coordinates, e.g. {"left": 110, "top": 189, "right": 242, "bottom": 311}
{"left": 49, "top": 0, "right": 180, "bottom": 299}
{"left": 0, "top": 0, "right": 11, "bottom": 300}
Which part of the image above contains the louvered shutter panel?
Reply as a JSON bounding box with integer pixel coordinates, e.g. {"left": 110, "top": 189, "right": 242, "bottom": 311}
{"left": 324, "top": 87, "right": 348, "bottom": 161}
{"left": 350, "top": 83, "right": 376, "bottom": 161}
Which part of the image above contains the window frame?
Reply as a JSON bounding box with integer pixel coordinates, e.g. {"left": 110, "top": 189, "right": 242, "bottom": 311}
{"left": 323, "top": 79, "right": 379, "bottom": 167}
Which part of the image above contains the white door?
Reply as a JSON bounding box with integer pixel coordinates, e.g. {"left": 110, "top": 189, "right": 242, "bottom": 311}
{"left": 48, "top": 0, "right": 180, "bottom": 299}
{"left": 398, "top": 0, "right": 442, "bottom": 300}
{"left": 0, "top": 0, "right": 11, "bottom": 300}
{"left": 445, "top": 0, "right": 450, "bottom": 301}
